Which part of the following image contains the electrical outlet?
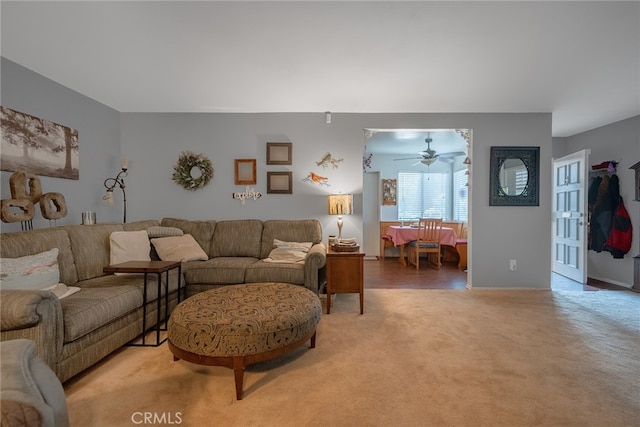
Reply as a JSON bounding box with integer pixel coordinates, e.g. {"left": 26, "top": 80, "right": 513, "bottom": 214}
{"left": 510, "top": 259, "right": 517, "bottom": 271}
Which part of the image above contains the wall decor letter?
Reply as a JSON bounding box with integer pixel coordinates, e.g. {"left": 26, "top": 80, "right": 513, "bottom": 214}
{"left": 232, "top": 186, "right": 262, "bottom": 205}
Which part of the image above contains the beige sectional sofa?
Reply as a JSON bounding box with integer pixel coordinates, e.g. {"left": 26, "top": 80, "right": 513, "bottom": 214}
{"left": 0, "top": 218, "right": 326, "bottom": 383}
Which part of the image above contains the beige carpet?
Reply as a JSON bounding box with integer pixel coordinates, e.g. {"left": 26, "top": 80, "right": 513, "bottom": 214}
{"left": 64, "top": 289, "right": 640, "bottom": 427}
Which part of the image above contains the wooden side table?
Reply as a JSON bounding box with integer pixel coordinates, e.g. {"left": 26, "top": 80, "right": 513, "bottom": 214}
{"left": 325, "top": 248, "right": 365, "bottom": 314}
{"left": 103, "top": 260, "right": 182, "bottom": 346}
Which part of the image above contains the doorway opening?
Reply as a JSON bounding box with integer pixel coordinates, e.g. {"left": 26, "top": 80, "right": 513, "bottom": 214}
{"left": 361, "top": 128, "right": 472, "bottom": 287}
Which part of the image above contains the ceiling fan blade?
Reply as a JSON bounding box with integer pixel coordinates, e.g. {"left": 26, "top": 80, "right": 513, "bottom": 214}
{"left": 393, "top": 156, "right": 422, "bottom": 161}
{"left": 438, "top": 151, "right": 466, "bottom": 158}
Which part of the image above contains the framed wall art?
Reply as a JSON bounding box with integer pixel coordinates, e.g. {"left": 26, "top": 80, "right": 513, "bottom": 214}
{"left": 382, "top": 179, "right": 397, "bottom": 205}
{"left": 1, "top": 106, "right": 79, "bottom": 180}
{"left": 267, "top": 171, "right": 293, "bottom": 194}
{"left": 266, "top": 142, "right": 292, "bottom": 165}
{"left": 234, "top": 159, "right": 256, "bottom": 185}
{"left": 489, "top": 146, "right": 540, "bottom": 206}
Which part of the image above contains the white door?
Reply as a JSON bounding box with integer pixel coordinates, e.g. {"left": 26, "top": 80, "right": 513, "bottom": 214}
{"left": 552, "top": 149, "right": 590, "bottom": 283}
{"left": 362, "top": 171, "right": 380, "bottom": 260}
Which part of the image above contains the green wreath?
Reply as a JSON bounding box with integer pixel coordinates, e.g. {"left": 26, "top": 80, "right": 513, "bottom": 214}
{"left": 172, "top": 151, "right": 214, "bottom": 190}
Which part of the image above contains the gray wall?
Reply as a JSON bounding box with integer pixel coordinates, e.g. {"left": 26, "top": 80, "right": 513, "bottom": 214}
{"left": 122, "top": 112, "right": 553, "bottom": 289}
{"left": 1, "top": 58, "right": 122, "bottom": 229}
{"left": 561, "top": 116, "right": 640, "bottom": 287}
{"left": 2, "top": 57, "right": 558, "bottom": 289}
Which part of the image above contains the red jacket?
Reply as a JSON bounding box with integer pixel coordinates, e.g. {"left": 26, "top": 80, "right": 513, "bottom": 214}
{"left": 604, "top": 198, "right": 633, "bottom": 259}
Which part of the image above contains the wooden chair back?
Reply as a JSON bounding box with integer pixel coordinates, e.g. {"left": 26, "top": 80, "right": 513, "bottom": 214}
{"left": 417, "top": 218, "right": 443, "bottom": 244}
{"left": 408, "top": 218, "right": 443, "bottom": 269}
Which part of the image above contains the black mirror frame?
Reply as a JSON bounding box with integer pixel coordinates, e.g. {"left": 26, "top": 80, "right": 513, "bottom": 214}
{"left": 489, "top": 146, "right": 540, "bottom": 206}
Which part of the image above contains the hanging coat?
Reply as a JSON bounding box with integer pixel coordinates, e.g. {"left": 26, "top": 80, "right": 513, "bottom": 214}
{"left": 604, "top": 198, "right": 633, "bottom": 259}
{"left": 590, "top": 174, "right": 620, "bottom": 252}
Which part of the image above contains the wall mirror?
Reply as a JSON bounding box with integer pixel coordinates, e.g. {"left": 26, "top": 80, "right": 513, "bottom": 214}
{"left": 489, "top": 146, "right": 539, "bottom": 206}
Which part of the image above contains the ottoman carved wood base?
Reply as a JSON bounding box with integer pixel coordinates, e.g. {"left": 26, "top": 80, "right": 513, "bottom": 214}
{"left": 167, "top": 282, "right": 321, "bottom": 400}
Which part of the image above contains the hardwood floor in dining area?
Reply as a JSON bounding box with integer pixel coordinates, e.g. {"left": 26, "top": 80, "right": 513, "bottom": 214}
{"left": 364, "top": 258, "right": 467, "bottom": 290}
{"left": 364, "top": 257, "right": 629, "bottom": 291}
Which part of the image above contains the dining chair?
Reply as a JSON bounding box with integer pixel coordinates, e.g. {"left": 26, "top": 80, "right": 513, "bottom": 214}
{"left": 407, "top": 218, "right": 443, "bottom": 269}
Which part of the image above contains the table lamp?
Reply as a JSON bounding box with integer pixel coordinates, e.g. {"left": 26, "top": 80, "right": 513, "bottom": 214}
{"left": 327, "top": 194, "right": 353, "bottom": 240}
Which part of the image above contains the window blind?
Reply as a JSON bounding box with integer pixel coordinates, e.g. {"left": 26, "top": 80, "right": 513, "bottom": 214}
{"left": 398, "top": 172, "right": 451, "bottom": 221}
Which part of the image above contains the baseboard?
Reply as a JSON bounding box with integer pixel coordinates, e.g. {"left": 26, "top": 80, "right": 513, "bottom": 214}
{"left": 588, "top": 275, "right": 632, "bottom": 289}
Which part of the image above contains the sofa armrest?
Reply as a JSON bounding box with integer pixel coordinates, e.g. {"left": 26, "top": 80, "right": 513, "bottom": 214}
{"left": 0, "top": 339, "right": 69, "bottom": 427}
{"left": 0, "top": 291, "right": 64, "bottom": 374}
{"left": 304, "top": 243, "right": 327, "bottom": 294}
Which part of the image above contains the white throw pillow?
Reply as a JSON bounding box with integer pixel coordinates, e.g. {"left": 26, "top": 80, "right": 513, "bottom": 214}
{"left": 109, "top": 230, "right": 151, "bottom": 265}
{"left": 0, "top": 248, "right": 60, "bottom": 290}
{"left": 150, "top": 234, "right": 208, "bottom": 262}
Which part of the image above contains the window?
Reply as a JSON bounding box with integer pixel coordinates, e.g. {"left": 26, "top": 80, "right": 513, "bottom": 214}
{"left": 397, "top": 170, "right": 468, "bottom": 222}
{"left": 398, "top": 172, "right": 451, "bottom": 221}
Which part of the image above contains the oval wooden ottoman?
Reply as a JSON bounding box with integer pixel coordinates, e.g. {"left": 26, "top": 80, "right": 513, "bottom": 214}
{"left": 167, "top": 282, "right": 321, "bottom": 400}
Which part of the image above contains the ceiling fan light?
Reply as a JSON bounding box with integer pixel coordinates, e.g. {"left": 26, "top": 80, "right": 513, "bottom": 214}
{"left": 421, "top": 157, "right": 438, "bottom": 166}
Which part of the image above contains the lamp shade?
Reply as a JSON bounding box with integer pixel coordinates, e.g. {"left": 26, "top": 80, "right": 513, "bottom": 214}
{"left": 327, "top": 194, "right": 353, "bottom": 215}
{"left": 103, "top": 190, "right": 115, "bottom": 206}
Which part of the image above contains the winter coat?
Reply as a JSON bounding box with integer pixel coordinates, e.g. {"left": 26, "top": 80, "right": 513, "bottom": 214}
{"left": 604, "top": 198, "right": 633, "bottom": 258}
{"left": 590, "top": 174, "right": 620, "bottom": 252}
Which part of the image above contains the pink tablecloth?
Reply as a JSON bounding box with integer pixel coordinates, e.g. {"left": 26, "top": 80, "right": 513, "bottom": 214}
{"left": 385, "top": 226, "right": 458, "bottom": 247}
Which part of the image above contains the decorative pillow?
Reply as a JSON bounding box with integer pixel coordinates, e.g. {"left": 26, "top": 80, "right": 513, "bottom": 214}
{"left": 147, "top": 226, "right": 184, "bottom": 239}
{"left": 0, "top": 248, "right": 60, "bottom": 290}
{"left": 264, "top": 240, "right": 313, "bottom": 264}
{"left": 150, "top": 234, "right": 208, "bottom": 262}
{"left": 109, "top": 231, "right": 151, "bottom": 265}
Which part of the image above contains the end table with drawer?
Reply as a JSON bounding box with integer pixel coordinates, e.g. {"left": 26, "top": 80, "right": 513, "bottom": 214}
{"left": 325, "top": 248, "right": 365, "bottom": 314}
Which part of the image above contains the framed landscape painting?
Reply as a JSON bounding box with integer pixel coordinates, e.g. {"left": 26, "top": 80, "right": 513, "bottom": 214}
{"left": 0, "top": 106, "right": 79, "bottom": 180}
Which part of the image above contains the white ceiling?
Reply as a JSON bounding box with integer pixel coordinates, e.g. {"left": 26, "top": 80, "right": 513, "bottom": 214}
{"left": 1, "top": 1, "right": 638, "bottom": 138}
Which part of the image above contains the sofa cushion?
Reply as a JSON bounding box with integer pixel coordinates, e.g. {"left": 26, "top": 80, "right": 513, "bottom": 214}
{"left": 211, "top": 220, "right": 263, "bottom": 258}
{"left": 122, "top": 220, "right": 160, "bottom": 232}
{"left": 182, "top": 257, "right": 257, "bottom": 284}
{"left": 147, "top": 226, "right": 183, "bottom": 238}
{"left": 245, "top": 260, "right": 305, "bottom": 285}
{"left": 76, "top": 273, "right": 174, "bottom": 302}
{"left": 0, "top": 229, "right": 78, "bottom": 287}
{"left": 60, "top": 286, "right": 142, "bottom": 342}
{"left": 63, "top": 224, "right": 125, "bottom": 282}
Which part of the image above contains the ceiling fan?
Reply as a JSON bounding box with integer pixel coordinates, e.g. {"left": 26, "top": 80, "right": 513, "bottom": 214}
{"left": 393, "top": 134, "right": 465, "bottom": 166}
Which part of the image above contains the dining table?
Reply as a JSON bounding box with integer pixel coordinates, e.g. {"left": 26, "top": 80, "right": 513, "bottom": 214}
{"left": 384, "top": 225, "right": 458, "bottom": 266}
